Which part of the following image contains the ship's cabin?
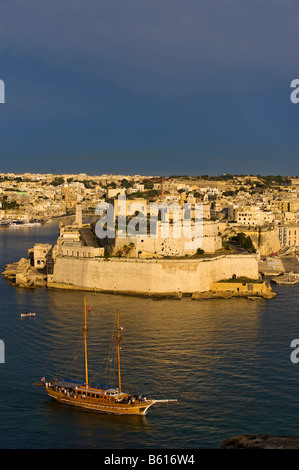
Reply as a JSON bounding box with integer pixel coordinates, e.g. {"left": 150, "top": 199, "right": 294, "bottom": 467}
{"left": 105, "top": 388, "right": 119, "bottom": 396}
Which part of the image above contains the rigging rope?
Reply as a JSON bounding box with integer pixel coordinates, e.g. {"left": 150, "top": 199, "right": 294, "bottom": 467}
{"left": 42, "top": 342, "right": 61, "bottom": 370}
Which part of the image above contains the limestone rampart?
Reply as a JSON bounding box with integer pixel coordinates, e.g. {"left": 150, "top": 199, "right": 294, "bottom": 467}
{"left": 49, "top": 254, "right": 259, "bottom": 296}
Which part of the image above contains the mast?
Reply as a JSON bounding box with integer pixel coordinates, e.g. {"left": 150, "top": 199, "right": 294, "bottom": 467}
{"left": 116, "top": 310, "right": 122, "bottom": 393}
{"left": 83, "top": 296, "right": 89, "bottom": 389}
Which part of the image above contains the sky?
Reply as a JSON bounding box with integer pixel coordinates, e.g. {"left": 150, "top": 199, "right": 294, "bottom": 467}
{"left": 0, "top": 0, "right": 298, "bottom": 176}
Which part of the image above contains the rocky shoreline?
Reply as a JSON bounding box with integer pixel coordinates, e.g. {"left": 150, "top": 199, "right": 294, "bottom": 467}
{"left": 222, "top": 434, "right": 299, "bottom": 449}
{"left": 1, "top": 259, "right": 47, "bottom": 288}
{"left": 191, "top": 290, "right": 276, "bottom": 300}
{"left": 2, "top": 257, "right": 276, "bottom": 301}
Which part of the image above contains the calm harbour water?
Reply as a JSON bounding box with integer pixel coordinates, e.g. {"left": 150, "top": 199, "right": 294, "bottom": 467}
{"left": 0, "top": 221, "right": 299, "bottom": 449}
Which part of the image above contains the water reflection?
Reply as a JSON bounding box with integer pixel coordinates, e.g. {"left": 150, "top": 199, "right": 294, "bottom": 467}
{"left": 37, "top": 289, "right": 267, "bottom": 412}
{"left": 3, "top": 223, "right": 299, "bottom": 448}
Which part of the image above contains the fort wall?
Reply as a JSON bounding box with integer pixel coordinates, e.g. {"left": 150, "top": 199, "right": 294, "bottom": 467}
{"left": 49, "top": 254, "right": 259, "bottom": 296}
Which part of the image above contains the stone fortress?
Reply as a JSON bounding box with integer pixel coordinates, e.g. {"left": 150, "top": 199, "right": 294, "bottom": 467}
{"left": 2, "top": 204, "right": 275, "bottom": 299}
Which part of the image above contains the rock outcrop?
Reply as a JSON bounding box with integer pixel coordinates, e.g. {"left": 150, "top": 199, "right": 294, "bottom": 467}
{"left": 222, "top": 434, "right": 299, "bottom": 449}
{"left": 2, "top": 258, "right": 47, "bottom": 288}
{"left": 191, "top": 279, "right": 276, "bottom": 300}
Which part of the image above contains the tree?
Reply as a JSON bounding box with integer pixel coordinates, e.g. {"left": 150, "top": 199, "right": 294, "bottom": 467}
{"left": 231, "top": 233, "right": 256, "bottom": 253}
{"left": 121, "top": 179, "right": 133, "bottom": 189}
{"left": 50, "top": 177, "right": 65, "bottom": 186}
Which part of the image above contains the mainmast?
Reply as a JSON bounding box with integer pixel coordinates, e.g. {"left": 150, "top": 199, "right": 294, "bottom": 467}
{"left": 116, "top": 310, "right": 122, "bottom": 393}
{"left": 83, "top": 296, "right": 89, "bottom": 389}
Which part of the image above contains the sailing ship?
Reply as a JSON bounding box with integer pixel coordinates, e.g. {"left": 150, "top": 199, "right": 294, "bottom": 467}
{"left": 40, "top": 296, "right": 177, "bottom": 415}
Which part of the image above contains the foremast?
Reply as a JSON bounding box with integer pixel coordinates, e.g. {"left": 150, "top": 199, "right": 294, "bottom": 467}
{"left": 116, "top": 310, "right": 122, "bottom": 393}
{"left": 83, "top": 298, "right": 122, "bottom": 394}
{"left": 83, "top": 296, "right": 89, "bottom": 389}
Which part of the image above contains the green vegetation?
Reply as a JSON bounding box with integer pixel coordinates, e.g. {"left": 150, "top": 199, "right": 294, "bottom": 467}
{"left": 223, "top": 189, "right": 245, "bottom": 196}
{"left": 231, "top": 232, "right": 256, "bottom": 253}
{"left": 49, "top": 177, "right": 65, "bottom": 186}
{"left": 167, "top": 174, "right": 289, "bottom": 187}
{"left": 0, "top": 198, "right": 20, "bottom": 210}
{"left": 126, "top": 189, "right": 160, "bottom": 200}
{"left": 120, "top": 179, "right": 134, "bottom": 189}
{"left": 218, "top": 276, "right": 262, "bottom": 284}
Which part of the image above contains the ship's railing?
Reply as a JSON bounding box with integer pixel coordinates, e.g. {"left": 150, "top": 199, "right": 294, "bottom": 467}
{"left": 55, "top": 377, "right": 111, "bottom": 390}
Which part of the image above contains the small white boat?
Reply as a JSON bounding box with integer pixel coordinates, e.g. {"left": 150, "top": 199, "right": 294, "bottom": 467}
{"left": 10, "top": 222, "right": 41, "bottom": 227}
{"left": 21, "top": 312, "right": 36, "bottom": 317}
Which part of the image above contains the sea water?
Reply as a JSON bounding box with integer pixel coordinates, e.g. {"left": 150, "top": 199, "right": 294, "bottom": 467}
{"left": 0, "top": 221, "right": 299, "bottom": 449}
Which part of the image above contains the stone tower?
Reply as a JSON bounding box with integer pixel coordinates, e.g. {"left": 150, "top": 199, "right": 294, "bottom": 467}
{"left": 74, "top": 204, "right": 82, "bottom": 226}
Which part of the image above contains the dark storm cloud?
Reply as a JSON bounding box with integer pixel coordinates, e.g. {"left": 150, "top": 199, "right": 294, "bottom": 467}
{"left": 0, "top": 0, "right": 298, "bottom": 175}
{"left": 1, "top": 0, "right": 298, "bottom": 94}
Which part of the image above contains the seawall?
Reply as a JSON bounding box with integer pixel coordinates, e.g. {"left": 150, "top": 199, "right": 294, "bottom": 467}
{"left": 48, "top": 254, "right": 259, "bottom": 297}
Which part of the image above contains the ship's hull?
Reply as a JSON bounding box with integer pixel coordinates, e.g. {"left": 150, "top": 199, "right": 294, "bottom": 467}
{"left": 46, "top": 387, "right": 156, "bottom": 415}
